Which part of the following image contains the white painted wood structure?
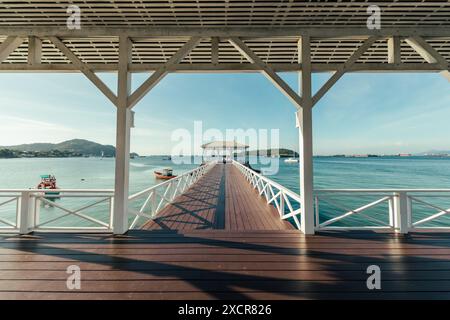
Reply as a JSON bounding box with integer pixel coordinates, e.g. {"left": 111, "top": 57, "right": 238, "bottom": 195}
{"left": 201, "top": 140, "right": 249, "bottom": 160}
{"left": 1, "top": 1, "right": 449, "bottom": 234}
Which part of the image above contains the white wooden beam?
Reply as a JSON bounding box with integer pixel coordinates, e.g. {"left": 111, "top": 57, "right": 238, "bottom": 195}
{"left": 113, "top": 36, "right": 133, "bottom": 235}
{"left": 0, "top": 36, "right": 24, "bottom": 63}
{"left": 229, "top": 37, "right": 303, "bottom": 109}
{"left": 405, "top": 36, "right": 448, "bottom": 66}
{"left": 48, "top": 36, "right": 118, "bottom": 105}
{"left": 405, "top": 36, "right": 450, "bottom": 82}
{"left": 312, "top": 36, "right": 379, "bottom": 106}
{"left": 0, "top": 62, "right": 445, "bottom": 73}
{"left": 128, "top": 36, "right": 201, "bottom": 109}
{"left": 2, "top": 26, "right": 450, "bottom": 38}
{"left": 387, "top": 36, "right": 401, "bottom": 64}
{"left": 297, "top": 35, "right": 315, "bottom": 235}
{"left": 27, "top": 36, "right": 42, "bottom": 65}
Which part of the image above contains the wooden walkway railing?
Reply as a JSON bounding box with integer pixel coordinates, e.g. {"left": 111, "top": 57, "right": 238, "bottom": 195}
{"left": 141, "top": 163, "right": 294, "bottom": 231}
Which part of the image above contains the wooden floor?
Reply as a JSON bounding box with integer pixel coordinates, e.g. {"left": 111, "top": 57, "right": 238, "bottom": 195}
{"left": 142, "top": 163, "right": 294, "bottom": 231}
{"left": 1, "top": 163, "right": 450, "bottom": 299}
{"left": 2, "top": 230, "right": 450, "bottom": 299}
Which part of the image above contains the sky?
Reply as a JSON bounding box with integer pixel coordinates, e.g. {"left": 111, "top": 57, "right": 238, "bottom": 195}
{"left": 0, "top": 71, "right": 449, "bottom": 156}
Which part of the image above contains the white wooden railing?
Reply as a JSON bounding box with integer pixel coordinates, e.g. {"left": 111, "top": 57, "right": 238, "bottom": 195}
{"left": 0, "top": 189, "right": 114, "bottom": 233}
{"left": 231, "top": 161, "right": 450, "bottom": 233}
{"left": 128, "top": 161, "right": 216, "bottom": 229}
{"left": 0, "top": 190, "right": 21, "bottom": 232}
{"left": 0, "top": 163, "right": 215, "bottom": 234}
{"left": 315, "top": 189, "right": 450, "bottom": 233}
{"left": 232, "top": 160, "right": 302, "bottom": 229}
{"left": 2, "top": 164, "right": 450, "bottom": 234}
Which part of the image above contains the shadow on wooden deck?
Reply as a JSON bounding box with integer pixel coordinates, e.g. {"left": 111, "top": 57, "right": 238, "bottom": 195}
{"left": 1, "top": 229, "right": 450, "bottom": 299}
{"left": 142, "top": 163, "right": 294, "bottom": 231}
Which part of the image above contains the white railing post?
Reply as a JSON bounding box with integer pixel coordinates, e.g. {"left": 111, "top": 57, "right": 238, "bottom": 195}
{"left": 34, "top": 196, "right": 41, "bottom": 227}
{"left": 388, "top": 196, "right": 395, "bottom": 228}
{"left": 109, "top": 196, "right": 114, "bottom": 229}
{"left": 407, "top": 195, "right": 412, "bottom": 228}
{"left": 19, "top": 191, "right": 33, "bottom": 234}
{"left": 314, "top": 196, "right": 320, "bottom": 229}
{"left": 393, "top": 191, "right": 410, "bottom": 234}
{"left": 279, "top": 191, "right": 285, "bottom": 218}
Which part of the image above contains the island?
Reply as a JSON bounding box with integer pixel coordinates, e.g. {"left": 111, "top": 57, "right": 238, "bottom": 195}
{"left": 236, "top": 148, "right": 299, "bottom": 158}
{"left": 0, "top": 139, "right": 139, "bottom": 159}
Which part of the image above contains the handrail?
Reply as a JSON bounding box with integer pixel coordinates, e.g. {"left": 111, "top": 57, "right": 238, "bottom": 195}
{"left": 0, "top": 189, "right": 114, "bottom": 233}
{"left": 232, "top": 160, "right": 302, "bottom": 201}
{"left": 315, "top": 189, "right": 450, "bottom": 233}
{"left": 128, "top": 161, "right": 217, "bottom": 228}
{"left": 128, "top": 163, "right": 215, "bottom": 200}
{"left": 2, "top": 163, "right": 450, "bottom": 234}
{"left": 0, "top": 189, "right": 114, "bottom": 193}
{"left": 232, "top": 160, "right": 302, "bottom": 229}
{"left": 31, "top": 190, "right": 114, "bottom": 232}
{"left": 316, "top": 189, "right": 450, "bottom": 193}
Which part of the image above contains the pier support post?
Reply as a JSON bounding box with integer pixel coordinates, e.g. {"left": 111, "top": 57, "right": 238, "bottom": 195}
{"left": 298, "top": 36, "right": 315, "bottom": 235}
{"left": 113, "top": 36, "right": 132, "bottom": 235}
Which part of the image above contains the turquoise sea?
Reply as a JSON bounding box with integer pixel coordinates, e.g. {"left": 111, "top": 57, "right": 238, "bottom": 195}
{"left": 1, "top": 156, "right": 450, "bottom": 229}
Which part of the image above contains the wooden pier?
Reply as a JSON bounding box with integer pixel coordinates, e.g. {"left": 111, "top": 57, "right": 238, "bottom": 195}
{"left": 142, "top": 164, "right": 294, "bottom": 231}
{"left": 1, "top": 163, "right": 450, "bottom": 300}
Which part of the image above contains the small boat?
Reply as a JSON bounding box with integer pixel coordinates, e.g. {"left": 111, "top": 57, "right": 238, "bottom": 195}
{"left": 36, "top": 174, "right": 60, "bottom": 197}
{"left": 284, "top": 150, "right": 299, "bottom": 163}
{"left": 162, "top": 156, "right": 172, "bottom": 160}
{"left": 154, "top": 168, "right": 177, "bottom": 180}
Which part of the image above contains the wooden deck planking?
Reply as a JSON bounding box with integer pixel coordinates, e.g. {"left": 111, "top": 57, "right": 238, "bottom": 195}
{"left": 1, "top": 230, "right": 450, "bottom": 299}
{"left": 1, "top": 163, "right": 450, "bottom": 299}
{"left": 142, "top": 163, "right": 294, "bottom": 231}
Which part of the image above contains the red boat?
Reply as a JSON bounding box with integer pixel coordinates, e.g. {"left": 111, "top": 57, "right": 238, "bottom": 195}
{"left": 154, "top": 168, "right": 177, "bottom": 180}
{"left": 36, "top": 174, "right": 60, "bottom": 196}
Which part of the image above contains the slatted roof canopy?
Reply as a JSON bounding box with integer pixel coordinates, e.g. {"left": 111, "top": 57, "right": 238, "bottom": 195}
{"left": 1, "top": 0, "right": 450, "bottom": 27}
{"left": 0, "top": 0, "right": 449, "bottom": 71}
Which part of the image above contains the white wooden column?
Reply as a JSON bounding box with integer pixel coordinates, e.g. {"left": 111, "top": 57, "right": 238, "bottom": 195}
{"left": 297, "top": 36, "right": 315, "bottom": 234}
{"left": 113, "top": 36, "right": 132, "bottom": 234}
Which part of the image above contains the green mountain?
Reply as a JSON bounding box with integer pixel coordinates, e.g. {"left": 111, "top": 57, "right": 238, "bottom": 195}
{"left": 237, "top": 148, "right": 299, "bottom": 158}
{"left": 1, "top": 139, "right": 119, "bottom": 157}
{"left": 3, "top": 143, "right": 55, "bottom": 152}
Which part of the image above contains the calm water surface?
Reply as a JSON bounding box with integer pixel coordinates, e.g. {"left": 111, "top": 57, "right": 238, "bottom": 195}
{"left": 1, "top": 156, "right": 450, "bottom": 228}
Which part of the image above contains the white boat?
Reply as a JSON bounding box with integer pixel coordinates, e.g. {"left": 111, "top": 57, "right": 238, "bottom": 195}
{"left": 284, "top": 157, "right": 299, "bottom": 163}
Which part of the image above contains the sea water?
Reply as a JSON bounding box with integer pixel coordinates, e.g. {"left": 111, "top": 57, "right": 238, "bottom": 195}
{"left": 1, "top": 156, "right": 450, "bottom": 228}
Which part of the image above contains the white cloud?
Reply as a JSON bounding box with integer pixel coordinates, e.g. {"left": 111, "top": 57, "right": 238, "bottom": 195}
{"left": 0, "top": 116, "right": 79, "bottom": 146}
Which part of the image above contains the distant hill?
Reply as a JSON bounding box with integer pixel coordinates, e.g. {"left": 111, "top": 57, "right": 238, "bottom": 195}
{"left": 237, "top": 148, "right": 299, "bottom": 158}
{"left": 1, "top": 139, "right": 121, "bottom": 157}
